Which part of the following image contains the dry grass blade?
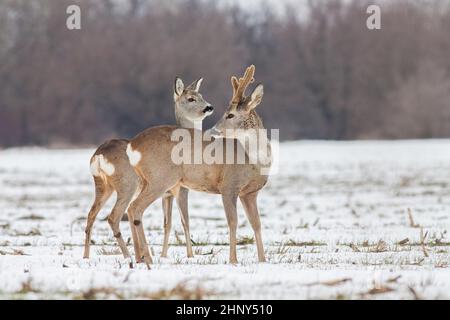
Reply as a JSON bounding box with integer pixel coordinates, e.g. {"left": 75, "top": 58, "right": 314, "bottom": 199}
{"left": 349, "top": 243, "right": 360, "bottom": 252}
{"left": 408, "top": 286, "right": 422, "bottom": 300}
{"left": 397, "top": 238, "right": 409, "bottom": 245}
{"left": 366, "top": 284, "right": 394, "bottom": 295}
{"left": 237, "top": 236, "right": 254, "bottom": 245}
{"left": 408, "top": 208, "right": 420, "bottom": 228}
{"left": 174, "top": 230, "right": 184, "bottom": 245}
{"left": 411, "top": 258, "right": 425, "bottom": 266}
{"left": 275, "top": 243, "right": 290, "bottom": 255}
{"left": 420, "top": 228, "right": 429, "bottom": 257}
{"left": 200, "top": 248, "right": 214, "bottom": 256}
{"left": 386, "top": 275, "right": 402, "bottom": 283}
{"left": 18, "top": 214, "right": 45, "bottom": 220}
{"left": 307, "top": 278, "right": 352, "bottom": 287}
{"left": 371, "top": 240, "right": 388, "bottom": 253}
{"left": 278, "top": 200, "right": 288, "bottom": 207}
{"left": 321, "top": 278, "right": 352, "bottom": 286}
{"left": 141, "top": 282, "right": 212, "bottom": 300}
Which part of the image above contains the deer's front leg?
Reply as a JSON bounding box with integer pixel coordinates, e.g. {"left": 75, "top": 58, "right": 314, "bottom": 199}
{"left": 176, "top": 187, "right": 193, "bottom": 258}
{"left": 221, "top": 192, "right": 239, "bottom": 264}
{"left": 240, "top": 191, "right": 266, "bottom": 262}
{"left": 161, "top": 194, "right": 173, "bottom": 258}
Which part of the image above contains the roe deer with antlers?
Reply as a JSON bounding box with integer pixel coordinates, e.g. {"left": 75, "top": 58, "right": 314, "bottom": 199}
{"left": 126, "top": 65, "right": 271, "bottom": 266}
{"left": 83, "top": 78, "right": 213, "bottom": 265}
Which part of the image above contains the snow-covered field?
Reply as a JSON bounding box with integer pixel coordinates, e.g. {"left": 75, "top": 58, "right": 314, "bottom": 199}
{"left": 1, "top": 140, "right": 450, "bottom": 299}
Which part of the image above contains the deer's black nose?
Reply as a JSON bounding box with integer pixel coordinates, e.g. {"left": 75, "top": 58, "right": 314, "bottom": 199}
{"left": 203, "top": 106, "right": 214, "bottom": 113}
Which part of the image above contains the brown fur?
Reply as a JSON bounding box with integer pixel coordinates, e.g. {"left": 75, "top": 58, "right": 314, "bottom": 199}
{"left": 128, "top": 66, "right": 270, "bottom": 265}
{"left": 83, "top": 78, "right": 212, "bottom": 264}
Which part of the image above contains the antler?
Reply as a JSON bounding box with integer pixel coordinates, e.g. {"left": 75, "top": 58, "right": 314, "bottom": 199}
{"left": 231, "top": 65, "right": 255, "bottom": 105}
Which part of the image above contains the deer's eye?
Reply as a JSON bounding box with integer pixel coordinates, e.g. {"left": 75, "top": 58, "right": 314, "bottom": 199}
{"left": 226, "top": 113, "right": 235, "bottom": 119}
{"left": 188, "top": 97, "right": 196, "bottom": 102}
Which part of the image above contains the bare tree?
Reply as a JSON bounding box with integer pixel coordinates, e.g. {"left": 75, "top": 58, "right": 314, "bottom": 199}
{"left": 1, "top": 0, "right": 450, "bottom": 146}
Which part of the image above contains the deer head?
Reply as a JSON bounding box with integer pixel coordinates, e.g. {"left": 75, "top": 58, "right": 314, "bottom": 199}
{"left": 174, "top": 77, "right": 214, "bottom": 124}
{"left": 210, "top": 65, "right": 264, "bottom": 139}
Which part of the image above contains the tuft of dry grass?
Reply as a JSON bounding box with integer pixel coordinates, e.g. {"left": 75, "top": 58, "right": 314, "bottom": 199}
{"left": 434, "top": 260, "right": 448, "bottom": 268}
{"left": 194, "top": 248, "right": 214, "bottom": 256}
{"left": 140, "top": 282, "right": 213, "bottom": 300}
{"left": 79, "top": 287, "right": 124, "bottom": 300}
{"left": 97, "top": 247, "right": 122, "bottom": 256}
{"left": 237, "top": 236, "right": 254, "bottom": 245}
{"left": 0, "top": 223, "right": 11, "bottom": 229}
{"left": 410, "top": 258, "right": 425, "bottom": 266}
{"left": 361, "top": 280, "right": 396, "bottom": 297}
{"left": 18, "top": 278, "right": 40, "bottom": 294}
{"left": 0, "top": 240, "right": 10, "bottom": 247}
{"left": 0, "top": 249, "right": 29, "bottom": 256}
{"left": 285, "top": 239, "right": 326, "bottom": 247}
{"left": 13, "top": 228, "right": 41, "bottom": 236}
{"left": 275, "top": 243, "right": 290, "bottom": 255}
{"left": 370, "top": 240, "right": 388, "bottom": 253}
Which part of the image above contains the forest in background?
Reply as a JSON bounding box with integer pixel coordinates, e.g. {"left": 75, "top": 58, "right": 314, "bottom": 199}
{"left": 1, "top": 0, "right": 450, "bottom": 147}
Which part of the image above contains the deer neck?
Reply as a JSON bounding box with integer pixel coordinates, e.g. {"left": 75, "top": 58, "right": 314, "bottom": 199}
{"left": 175, "top": 107, "right": 202, "bottom": 130}
{"left": 236, "top": 127, "right": 272, "bottom": 168}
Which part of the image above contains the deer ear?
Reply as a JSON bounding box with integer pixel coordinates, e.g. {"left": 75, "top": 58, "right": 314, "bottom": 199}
{"left": 187, "top": 78, "right": 203, "bottom": 92}
{"left": 174, "top": 77, "right": 184, "bottom": 99}
{"left": 246, "top": 83, "right": 264, "bottom": 111}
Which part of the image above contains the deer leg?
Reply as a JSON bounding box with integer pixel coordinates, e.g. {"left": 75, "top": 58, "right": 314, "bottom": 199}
{"left": 128, "top": 183, "right": 167, "bottom": 269}
{"left": 161, "top": 194, "right": 173, "bottom": 258}
{"left": 129, "top": 180, "right": 144, "bottom": 263}
{"left": 127, "top": 209, "right": 142, "bottom": 264}
{"left": 107, "top": 190, "right": 134, "bottom": 267}
{"left": 83, "top": 177, "right": 112, "bottom": 259}
{"left": 240, "top": 192, "right": 266, "bottom": 262}
{"left": 176, "top": 187, "right": 193, "bottom": 258}
{"left": 221, "top": 192, "right": 239, "bottom": 264}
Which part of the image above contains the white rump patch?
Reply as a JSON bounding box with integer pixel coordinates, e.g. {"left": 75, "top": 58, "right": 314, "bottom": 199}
{"left": 126, "top": 143, "right": 142, "bottom": 166}
{"left": 98, "top": 154, "right": 115, "bottom": 176}
{"left": 90, "top": 155, "right": 101, "bottom": 176}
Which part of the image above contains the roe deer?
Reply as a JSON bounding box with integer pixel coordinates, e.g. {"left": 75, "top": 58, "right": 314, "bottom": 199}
{"left": 83, "top": 77, "right": 213, "bottom": 265}
{"left": 126, "top": 65, "right": 271, "bottom": 266}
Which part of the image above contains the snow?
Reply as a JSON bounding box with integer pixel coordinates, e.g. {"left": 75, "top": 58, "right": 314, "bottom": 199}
{"left": 1, "top": 140, "right": 450, "bottom": 299}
